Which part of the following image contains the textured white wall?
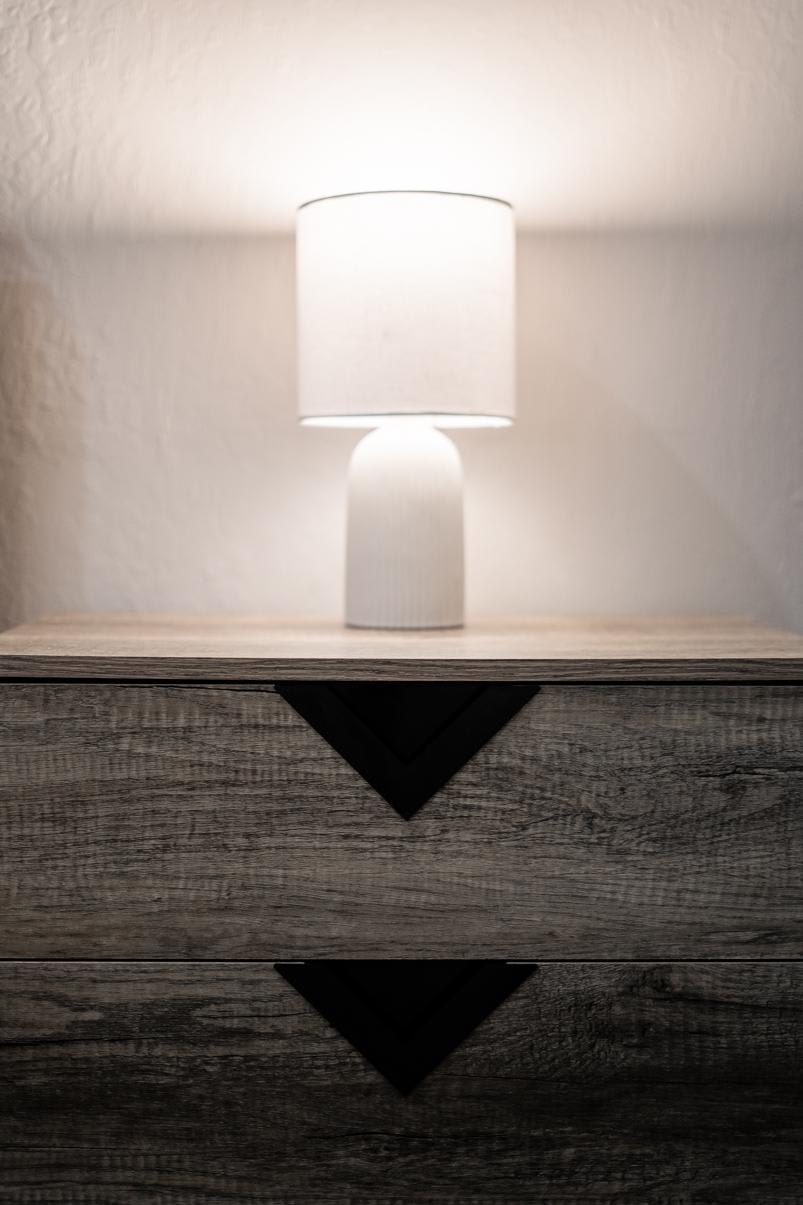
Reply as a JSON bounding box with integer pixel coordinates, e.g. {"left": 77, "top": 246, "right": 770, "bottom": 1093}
{"left": 3, "top": 0, "right": 803, "bottom": 233}
{"left": 2, "top": 1, "right": 801, "bottom": 630}
{"left": 1, "top": 230, "right": 801, "bottom": 631}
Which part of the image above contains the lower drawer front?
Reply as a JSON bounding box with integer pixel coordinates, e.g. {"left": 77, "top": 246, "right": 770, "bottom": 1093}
{"left": 1, "top": 961, "right": 801, "bottom": 1203}
{"left": 1, "top": 683, "right": 801, "bottom": 958}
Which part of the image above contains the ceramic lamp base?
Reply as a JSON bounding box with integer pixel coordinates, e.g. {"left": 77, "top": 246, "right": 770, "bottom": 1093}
{"left": 345, "top": 424, "right": 464, "bottom": 630}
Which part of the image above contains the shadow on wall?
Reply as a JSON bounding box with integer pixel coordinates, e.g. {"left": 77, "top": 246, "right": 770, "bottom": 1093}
{"left": 465, "top": 350, "right": 784, "bottom": 621}
{"left": 461, "top": 229, "right": 803, "bottom": 630}
{"left": 0, "top": 235, "right": 86, "bottom": 632}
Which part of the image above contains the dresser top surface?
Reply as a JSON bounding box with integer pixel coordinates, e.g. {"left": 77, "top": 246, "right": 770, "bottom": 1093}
{"left": 0, "top": 614, "right": 801, "bottom": 681}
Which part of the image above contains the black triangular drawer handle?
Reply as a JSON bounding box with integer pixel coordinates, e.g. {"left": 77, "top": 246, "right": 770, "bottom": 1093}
{"left": 276, "top": 681, "right": 539, "bottom": 818}
{"left": 276, "top": 959, "right": 536, "bottom": 1093}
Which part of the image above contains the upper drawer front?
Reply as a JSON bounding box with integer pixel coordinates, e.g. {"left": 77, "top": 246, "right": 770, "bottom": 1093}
{"left": 0, "top": 683, "right": 800, "bottom": 959}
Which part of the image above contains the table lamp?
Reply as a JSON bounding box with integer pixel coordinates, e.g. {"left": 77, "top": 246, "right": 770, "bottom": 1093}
{"left": 296, "top": 190, "right": 515, "bottom": 629}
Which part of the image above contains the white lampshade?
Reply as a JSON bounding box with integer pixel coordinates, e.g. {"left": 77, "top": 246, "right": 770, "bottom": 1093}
{"left": 296, "top": 190, "right": 515, "bottom": 427}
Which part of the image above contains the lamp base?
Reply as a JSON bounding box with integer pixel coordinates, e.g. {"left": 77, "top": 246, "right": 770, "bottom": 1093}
{"left": 346, "top": 424, "right": 464, "bottom": 630}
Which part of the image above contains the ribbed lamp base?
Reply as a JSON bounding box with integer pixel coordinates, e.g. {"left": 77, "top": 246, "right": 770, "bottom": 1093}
{"left": 346, "top": 425, "right": 464, "bottom": 630}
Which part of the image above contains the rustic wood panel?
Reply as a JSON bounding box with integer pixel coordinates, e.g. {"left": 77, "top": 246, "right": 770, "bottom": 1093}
{"left": 1, "top": 961, "right": 801, "bottom": 1203}
{"left": 0, "top": 684, "right": 801, "bottom": 959}
{"left": 1, "top": 615, "right": 802, "bottom": 680}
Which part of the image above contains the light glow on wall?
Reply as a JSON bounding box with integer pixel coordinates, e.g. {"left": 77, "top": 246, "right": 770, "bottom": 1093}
{"left": 4, "top": 0, "right": 802, "bottom": 234}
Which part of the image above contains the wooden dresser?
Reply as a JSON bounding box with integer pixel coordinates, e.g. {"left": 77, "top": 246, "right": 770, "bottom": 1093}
{"left": 0, "top": 615, "right": 801, "bottom": 1203}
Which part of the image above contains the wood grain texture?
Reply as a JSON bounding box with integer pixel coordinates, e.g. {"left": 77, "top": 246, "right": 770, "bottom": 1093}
{"left": 1, "top": 961, "right": 801, "bottom": 1203}
{"left": 1, "top": 615, "right": 802, "bottom": 681}
{"left": 1, "top": 683, "right": 801, "bottom": 959}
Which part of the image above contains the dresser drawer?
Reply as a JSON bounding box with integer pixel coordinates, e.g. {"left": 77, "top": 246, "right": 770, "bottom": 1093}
{"left": 1, "top": 682, "right": 800, "bottom": 959}
{"left": 1, "top": 960, "right": 801, "bottom": 1203}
